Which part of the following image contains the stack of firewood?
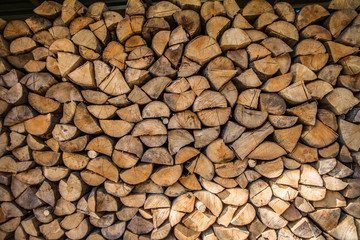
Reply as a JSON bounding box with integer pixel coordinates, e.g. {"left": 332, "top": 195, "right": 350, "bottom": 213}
{"left": 0, "top": 0, "right": 359, "bottom": 239}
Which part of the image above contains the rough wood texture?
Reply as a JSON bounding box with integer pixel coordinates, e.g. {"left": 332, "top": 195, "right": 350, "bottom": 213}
{"left": 0, "top": 0, "right": 359, "bottom": 239}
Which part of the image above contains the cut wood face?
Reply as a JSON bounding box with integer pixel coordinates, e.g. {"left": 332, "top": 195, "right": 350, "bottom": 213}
{"left": 1, "top": 0, "right": 359, "bottom": 239}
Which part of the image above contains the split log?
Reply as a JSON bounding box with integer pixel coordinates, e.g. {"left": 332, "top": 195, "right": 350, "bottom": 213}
{"left": 184, "top": 36, "right": 221, "bottom": 66}
{"left": 231, "top": 122, "right": 274, "bottom": 160}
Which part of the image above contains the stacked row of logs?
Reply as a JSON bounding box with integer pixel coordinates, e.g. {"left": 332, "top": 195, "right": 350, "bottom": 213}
{"left": 0, "top": 0, "right": 360, "bottom": 239}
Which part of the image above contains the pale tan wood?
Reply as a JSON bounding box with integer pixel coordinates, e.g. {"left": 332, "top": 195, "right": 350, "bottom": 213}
{"left": 266, "top": 21, "right": 299, "bottom": 47}
{"left": 4, "top": 20, "right": 31, "bottom": 41}
{"left": 142, "top": 17, "right": 170, "bottom": 42}
{"left": 126, "top": 46, "right": 154, "bottom": 70}
{"left": 164, "top": 90, "right": 195, "bottom": 112}
{"left": 273, "top": 125, "right": 302, "bottom": 153}
{"left": 328, "top": 0, "right": 360, "bottom": 9}
{"left": 343, "top": 198, "right": 360, "bottom": 218}
{"left": 33, "top": 0, "right": 62, "bottom": 19}
{"left": 328, "top": 214, "right": 358, "bottom": 240}
{"left": 39, "top": 219, "right": 64, "bottom": 240}
{"left": 151, "top": 165, "right": 182, "bottom": 187}
{"left": 165, "top": 182, "right": 187, "bottom": 198}
{"left": 296, "top": 53, "right": 329, "bottom": 71}
{"left": 255, "top": 158, "right": 284, "bottom": 179}
{"left": 61, "top": 0, "right": 86, "bottom": 25}
{"left": 171, "top": 192, "right": 195, "bottom": 213}
{"left": 268, "top": 115, "right": 298, "bottom": 129}
{"left": 85, "top": 2, "right": 108, "bottom": 21}
{"left": 197, "top": 107, "right": 231, "bottom": 127}
{"left": 220, "top": 28, "right": 251, "bottom": 51}
{"left": 213, "top": 224, "right": 249, "bottom": 240}
{"left": 69, "top": 17, "right": 93, "bottom": 36}
{"left": 200, "top": 1, "right": 226, "bottom": 22}
{"left": 242, "top": 0, "right": 273, "bottom": 20}
{"left": 174, "top": 223, "right": 200, "bottom": 240}
{"left": 178, "top": 57, "right": 201, "bottom": 78}
{"left": 289, "top": 143, "right": 318, "bottom": 163}
{"left": 125, "top": 35, "right": 146, "bottom": 53}
{"left": 24, "top": 60, "right": 46, "bottom": 72}
{"left": 237, "top": 88, "right": 261, "bottom": 109}
{"left": 58, "top": 134, "right": 89, "bottom": 153}
{"left": 276, "top": 53, "right": 292, "bottom": 74}
{"left": 33, "top": 30, "right": 55, "bottom": 47}
{"left": 231, "top": 122, "right": 274, "bottom": 160}
{"left": 169, "top": 27, "right": 188, "bottom": 47}
{"left": 25, "top": 114, "right": 54, "bottom": 136}
{"left": 326, "top": 41, "right": 358, "bottom": 64}
{"left": 119, "top": 163, "right": 153, "bottom": 185}
{"left": 4, "top": 83, "right": 28, "bottom": 105}
{"left": 295, "top": 39, "right": 326, "bottom": 57}
{"left": 300, "top": 164, "right": 323, "bottom": 187}
{"left": 296, "top": 4, "right": 329, "bottom": 30}
{"left": 125, "top": 0, "right": 145, "bottom": 15}
{"left": 147, "top": 1, "right": 180, "bottom": 19}
{"left": 182, "top": 210, "right": 216, "bottom": 232}
{"left": 281, "top": 205, "right": 302, "bottom": 222}
{"left": 48, "top": 25, "right": 70, "bottom": 40}
{"left": 85, "top": 135, "right": 113, "bottom": 157}
{"left": 341, "top": 178, "right": 360, "bottom": 198}
{"left": 194, "top": 190, "right": 222, "bottom": 217}
{"left": 259, "top": 93, "right": 286, "bottom": 115}
{"left": 274, "top": 2, "right": 295, "bottom": 22}
{"left": 87, "top": 156, "right": 118, "bottom": 182}
{"left": 249, "top": 180, "right": 272, "bottom": 207}
{"left": 149, "top": 56, "right": 176, "bottom": 78}
{"left": 255, "top": 12, "right": 278, "bottom": 29}
{"left": 247, "top": 44, "right": 270, "bottom": 61}
{"left": 338, "top": 74, "right": 360, "bottom": 92}
{"left": 339, "top": 145, "right": 353, "bottom": 163}
{"left": 268, "top": 198, "right": 289, "bottom": 215}
{"left": 234, "top": 69, "right": 261, "bottom": 90}
{"left": 301, "top": 120, "right": 338, "bottom": 148}
{"left": 288, "top": 217, "right": 322, "bottom": 239}
{"left": 319, "top": 142, "right": 339, "bottom": 159}
{"left": 31, "top": 47, "right": 54, "bottom": 60}
{"left": 100, "top": 222, "right": 126, "bottom": 240}
{"left": 327, "top": 161, "right": 353, "bottom": 179}
{"left": 168, "top": 130, "right": 194, "bottom": 155}
{"left": 151, "top": 221, "right": 171, "bottom": 240}
{"left": 291, "top": 63, "right": 316, "bottom": 83}
{"left": 339, "top": 119, "right": 360, "bottom": 152}
{"left": 102, "top": 41, "right": 124, "bottom": 66}
{"left": 151, "top": 31, "right": 170, "bottom": 57}
{"left": 116, "top": 16, "right": 145, "bottom": 43}
{"left": 339, "top": 55, "right": 360, "bottom": 75}
{"left": 299, "top": 184, "right": 326, "bottom": 201}
{"left": 205, "top": 57, "right": 237, "bottom": 91}
{"left": 306, "top": 80, "right": 333, "bottom": 100}
{"left": 322, "top": 88, "right": 360, "bottom": 115}
{"left": 257, "top": 207, "right": 288, "bottom": 229}
{"left": 287, "top": 101, "right": 317, "bottom": 126}
{"left": 337, "top": 25, "right": 360, "bottom": 47}
{"left": 10, "top": 37, "right": 36, "bottom": 55}
{"left": 206, "top": 16, "right": 230, "bottom": 41}
{"left": 248, "top": 141, "right": 286, "bottom": 160}
{"left": 279, "top": 81, "right": 311, "bottom": 104}
{"left": 174, "top": 147, "right": 199, "bottom": 165}
{"left": 218, "top": 188, "right": 248, "bottom": 206}
{"left": 184, "top": 36, "right": 221, "bottom": 66}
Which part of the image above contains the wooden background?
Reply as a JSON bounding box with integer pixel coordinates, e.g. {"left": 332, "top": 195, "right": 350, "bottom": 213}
{"left": 0, "top": 0, "right": 329, "bottom": 20}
